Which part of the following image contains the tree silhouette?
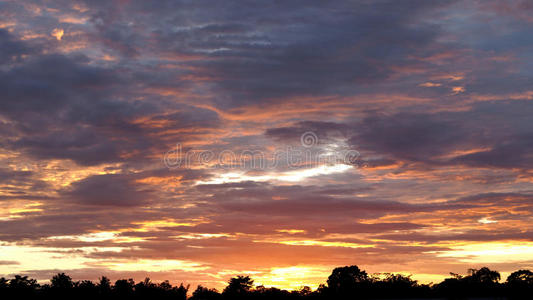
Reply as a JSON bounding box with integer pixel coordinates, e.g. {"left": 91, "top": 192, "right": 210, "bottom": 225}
{"left": 113, "top": 278, "right": 135, "bottom": 297}
{"left": 507, "top": 269, "right": 533, "bottom": 285}
{"left": 98, "top": 276, "right": 112, "bottom": 297}
{"left": 468, "top": 267, "right": 501, "bottom": 284}
{"left": 507, "top": 269, "right": 533, "bottom": 299}
{"left": 380, "top": 273, "right": 417, "bottom": 288}
{"left": 9, "top": 275, "right": 38, "bottom": 290}
{"left": 191, "top": 285, "right": 221, "bottom": 300}
{"left": 7, "top": 275, "right": 39, "bottom": 297}
{"left": 164, "top": 282, "right": 189, "bottom": 300}
{"left": 375, "top": 273, "right": 425, "bottom": 299}
{"left": 326, "top": 265, "right": 369, "bottom": 297}
{"left": 0, "top": 277, "right": 8, "bottom": 291}
{"left": 51, "top": 273, "right": 74, "bottom": 290}
{"left": 77, "top": 279, "right": 98, "bottom": 297}
{"left": 78, "top": 280, "right": 96, "bottom": 289}
{"left": 0, "top": 266, "right": 531, "bottom": 299}
{"left": 296, "top": 286, "right": 312, "bottom": 296}
{"left": 223, "top": 275, "right": 254, "bottom": 298}
{"left": 436, "top": 266, "right": 503, "bottom": 299}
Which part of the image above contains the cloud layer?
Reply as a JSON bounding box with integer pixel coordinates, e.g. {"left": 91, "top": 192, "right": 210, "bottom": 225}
{"left": 1, "top": 0, "right": 533, "bottom": 290}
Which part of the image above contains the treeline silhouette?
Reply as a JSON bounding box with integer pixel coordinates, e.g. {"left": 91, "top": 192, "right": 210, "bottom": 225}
{"left": 1, "top": 266, "right": 533, "bottom": 299}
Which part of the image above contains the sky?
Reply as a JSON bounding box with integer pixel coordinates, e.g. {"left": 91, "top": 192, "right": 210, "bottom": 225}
{"left": 1, "top": 0, "right": 533, "bottom": 291}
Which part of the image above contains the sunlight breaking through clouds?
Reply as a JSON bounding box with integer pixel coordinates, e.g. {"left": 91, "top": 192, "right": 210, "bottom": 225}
{"left": 434, "top": 242, "right": 533, "bottom": 263}
{"left": 196, "top": 164, "right": 353, "bottom": 185}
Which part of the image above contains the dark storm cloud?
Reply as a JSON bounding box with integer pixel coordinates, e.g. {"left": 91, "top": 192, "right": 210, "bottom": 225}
{"left": 61, "top": 173, "right": 152, "bottom": 206}
{"left": 354, "top": 112, "right": 471, "bottom": 162}
{"left": 0, "top": 51, "right": 166, "bottom": 165}
{"left": 218, "top": 196, "right": 417, "bottom": 218}
{"left": 451, "top": 192, "right": 533, "bottom": 208}
{"left": 177, "top": 1, "right": 448, "bottom": 106}
{"left": 0, "top": 25, "right": 224, "bottom": 166}
{"left": 0, "top": 167, "right": 50, "bottom": 201}
{"left": 0, "top": 52, "right": 154, "bottom": 165}
{"left": 150, "top": 107, "right": 221, "bottom": 131}
{"left": 69, "top": 0, "right": 454, "bottom": 106}
{"left": 263, "top": 100, "right": 533, "bottom": 171}
{"left": 0, "top": 167, "right": 210, "bottom": 241}
{"left": 346, "top": 100, "right": 533, "bottom": 169}
{"left": 0, "top": 212, "right": 109, "bottom": 241}
{"left": 92, "top": 23, "right": 141, "bottom": 58}
{"left": 0, "top": 203, "right": 159, "bottom": 241}
{"left": 0, "top": 29, "right": 33, "bottom": 64}
{"left": 0, "top": 168, "right": 33, "bottom": 184}
{"left": 266, "top": 121, "right": 351, "bottom": 144}
{"left": 14, "top": 129, "right": 126, "bottom": 166}
{"left": 453, "top": 138, "right": 533, "bottom": 169}
{"left": 195, "top": 181, "right": 473, "bottom": 220}
{"left": 0, "top": 54, "right": 112, "bottom": 115}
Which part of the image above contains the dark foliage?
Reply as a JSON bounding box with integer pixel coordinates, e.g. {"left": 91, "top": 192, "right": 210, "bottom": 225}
{"left": 1, "top": 265, "right": 532, "bottom": 299}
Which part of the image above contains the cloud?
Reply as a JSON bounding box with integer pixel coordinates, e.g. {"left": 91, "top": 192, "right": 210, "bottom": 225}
{"left": 170, "top": 1, "right": 447, "bottom": 106}
{"left": 0, "top": 52, "right": 155, "bottom": 166}
{"left": 348, "top": 100, "right": 533, "bottom": 170}
{"left": 1, "top": 0, "right": 533, "bottom": 288}
{"left": 0, "top": 29, "right": 34, "bottom": 64}
{"left": 62, "top": 174, "right": 153, "bottom": 206}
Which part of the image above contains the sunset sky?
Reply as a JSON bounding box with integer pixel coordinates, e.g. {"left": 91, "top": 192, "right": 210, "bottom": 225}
{"left": 1, "top": 0, "right": 533, "bottom": 291}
